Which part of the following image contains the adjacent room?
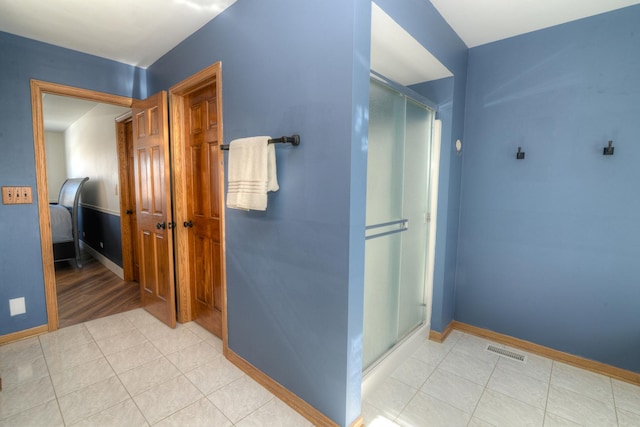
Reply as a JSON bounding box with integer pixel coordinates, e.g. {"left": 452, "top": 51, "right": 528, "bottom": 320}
{"left": 43, "top": 94, "right": 139, "bottom": 328}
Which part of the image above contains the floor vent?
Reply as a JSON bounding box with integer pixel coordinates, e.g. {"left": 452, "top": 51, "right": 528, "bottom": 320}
{"left": 485, "top": 345, "right": 527, "bottom": 363}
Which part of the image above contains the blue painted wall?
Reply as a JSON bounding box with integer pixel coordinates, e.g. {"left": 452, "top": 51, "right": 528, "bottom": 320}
{"left": 457, "top": 5, "right": 640, "bottom": 373}
{"left": 0, "top": 31, "right": 145, "bottom": 336}
{"left": 375, "top": 0, "right": 468, "bottom": 333}
{"left": 147, "top": 0, "right": 369, "bottom": 424}
{"left": 79, "top": 207, "right": 123, "bottom": 267}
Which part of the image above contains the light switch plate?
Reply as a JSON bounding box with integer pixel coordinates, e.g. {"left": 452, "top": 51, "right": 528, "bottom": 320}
{"left": 2, "top": 186, "right": 33, "bottom": 204}
{"left": 2, "top": 187, "right": 15, "bottom": 204}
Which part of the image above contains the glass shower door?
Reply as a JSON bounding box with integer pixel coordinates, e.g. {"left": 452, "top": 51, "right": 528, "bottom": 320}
{"left": 363, "top": 79, "right": 433, "bottom": 370}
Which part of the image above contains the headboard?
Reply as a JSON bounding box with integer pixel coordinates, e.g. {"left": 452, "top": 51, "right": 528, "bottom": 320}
{"left": 58, "top": 177, "right": 89, "bottom": 210}
{"left": 57, "top": 178, "right": 89, "bottom": 261}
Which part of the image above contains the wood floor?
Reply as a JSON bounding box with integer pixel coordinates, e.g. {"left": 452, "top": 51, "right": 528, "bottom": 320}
{"left": 55, "top": 253, "right": 140, "bottom": 329}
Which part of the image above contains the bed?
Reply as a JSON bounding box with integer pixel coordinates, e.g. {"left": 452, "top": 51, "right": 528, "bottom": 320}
{"left": 50, "top": 177, "right": 89, "bottom": 268}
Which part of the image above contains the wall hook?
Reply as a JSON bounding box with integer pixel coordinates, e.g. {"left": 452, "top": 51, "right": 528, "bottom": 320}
{"left": 516, "top": 146, "right": 525, "bottom": 160}
{"left": 603, "top": 140, "right": 614, "bottom": 155}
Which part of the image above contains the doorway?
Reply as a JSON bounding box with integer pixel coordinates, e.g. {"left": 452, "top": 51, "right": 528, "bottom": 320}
{"left": 32, "top": 80, "right": 135, "bottom": 330}
{"left": 169, "top": 62, "right": 227, "bottom": 340}
{"left": 363, "top": 77, "right": 437, "bottom": 370}
{"left": 48, "top": 103, "right": 139, "bottom": 328}
{"left": 33, "top": 63, "right": 226, "bottom": 341}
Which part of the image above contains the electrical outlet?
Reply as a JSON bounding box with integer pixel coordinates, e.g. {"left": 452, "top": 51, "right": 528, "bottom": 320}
{"left": 9, "top": 297, "right": 26, "bottom": 316}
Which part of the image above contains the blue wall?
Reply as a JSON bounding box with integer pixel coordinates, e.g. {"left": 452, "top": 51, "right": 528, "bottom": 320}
{"left": 0, "top": 32, "right": 145, "bottom": 336}
{"left": 457, "top": 5, "right": 640, "bottom": 373}
{"left": 375, "top": 0, "right": 468, "bottom": 333}
{"left": 147, "top": 0, "right": 369, "bottom": 425}
{"left": 79, "top": 207, "right": 123, "bottom": 267}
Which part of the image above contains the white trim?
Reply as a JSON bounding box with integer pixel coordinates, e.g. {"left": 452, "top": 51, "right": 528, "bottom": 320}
{"left": 361, "top": 322, "right": 430, "bottom": 401}
{"left": 80, "top": 241, "right": 124, "bottom": 279}
{"left": 424, "top": 119, "right": 442, "bottom": 336}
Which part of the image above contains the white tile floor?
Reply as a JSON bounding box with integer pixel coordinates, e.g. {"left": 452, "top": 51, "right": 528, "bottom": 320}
{"left": 1, "top": 310, "right": 639, "bottom": 426}
{"left": 362, "top": 330, "right": 640, "bottom": 427}
{"left": 0, "top": 309, "right": 312, "bottom": 426}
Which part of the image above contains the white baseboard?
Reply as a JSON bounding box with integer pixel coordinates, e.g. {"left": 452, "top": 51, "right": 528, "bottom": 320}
{"left": 361, "top": 322, "right": 430, "bottom": 401}
{"left": 79, "top": 241, "right": 124, "bottom": 279}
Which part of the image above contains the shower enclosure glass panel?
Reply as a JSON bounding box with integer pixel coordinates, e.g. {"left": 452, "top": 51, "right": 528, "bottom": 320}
{"left": 363, "top": 79, "right": 433, "bottom": 370}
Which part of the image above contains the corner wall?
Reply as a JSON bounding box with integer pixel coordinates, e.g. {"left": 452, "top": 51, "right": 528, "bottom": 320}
{"left": 0, "top": 31, "right": 145, "bottom": 336}
{"left": 457, "top": 5, "right": 640, "bottom": 373}
{"left": 374, "top": 0, "right": 469, "bottom": 333}
{"left": 146, "top": 0, "right": 370, "bottom": 425}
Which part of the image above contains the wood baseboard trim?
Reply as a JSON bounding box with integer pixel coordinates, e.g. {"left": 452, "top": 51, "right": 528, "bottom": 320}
{"left": 451, "top": 321, "right": 640, "bottom": 386}
{"left": 349, "top": 415, "right": 364, "bottom": 427}
{"left": 226, "top": 349, "right": 342, "bottom": 427}
{"left": 0, "top": 324, "right": 49, "bottom": 345}
{"left": 429, "top": 321, "right": 454, "bottom": 343}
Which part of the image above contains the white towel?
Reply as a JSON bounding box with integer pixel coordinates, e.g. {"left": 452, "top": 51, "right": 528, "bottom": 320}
{"left": 226, "top": 136, "right": 279, "bottom": 211}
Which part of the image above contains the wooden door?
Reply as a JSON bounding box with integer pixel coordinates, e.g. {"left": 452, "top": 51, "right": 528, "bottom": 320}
{"left": 132, "top": 91, "right": 176, "bottom": 328}
{"left": 183, "top": 82, "right": 224, "bottom": 337}
{"left": 125, "top": 120, "right": 140, "bottom": 282}
{"left": 120, "top": 118, "right": 140, "bottom": 282}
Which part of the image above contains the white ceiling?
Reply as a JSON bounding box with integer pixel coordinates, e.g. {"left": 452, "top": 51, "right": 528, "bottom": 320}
{"left": 371, "top": 0, "right": 640, "bottom": 85}
{"left": 371, "top": 3, "right": 452, "bottom": 86}
{"left": 42, "top": 94, "right": 99, "bottom": 132}
{"left": 429, "top": 0, "right": 640, "bottom": 48}
{"left": 2, "top": 0, "right": 637, "bottom": 97}
{"left": 1, "top": 0, "right": 638, "bottom": 71}
{"left": 0, "top": 0, "right": 237, "bottom": 68}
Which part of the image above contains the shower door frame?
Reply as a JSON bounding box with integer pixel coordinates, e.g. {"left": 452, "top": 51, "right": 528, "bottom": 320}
{"left": 361, "top": 74, "right": 442, "bottom": 398}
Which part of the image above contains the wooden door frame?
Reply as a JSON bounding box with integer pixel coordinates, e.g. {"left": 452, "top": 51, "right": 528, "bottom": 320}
{"left": 115, "top": 112, "right": 137, "bottom": 282}
{"left": 31, "top": 79, "right": 132, "bottom": 331}
{"left": 168, "top": 62, "right": 228, "bottom": 348}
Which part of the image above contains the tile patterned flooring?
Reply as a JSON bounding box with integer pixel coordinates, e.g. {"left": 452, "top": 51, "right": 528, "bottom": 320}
{"left": 0, "top": 309, "right": 638, "bottom": 426}
{"left": 0, "top": 309, "right": 312, "bottom": 426}
{"left": 362, "top": 330, "right": 640, "bottom": 427}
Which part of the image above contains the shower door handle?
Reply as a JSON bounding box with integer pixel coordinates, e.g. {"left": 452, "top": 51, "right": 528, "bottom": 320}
{"left": 365, "top": 219, "right": 408, "bottom": 240}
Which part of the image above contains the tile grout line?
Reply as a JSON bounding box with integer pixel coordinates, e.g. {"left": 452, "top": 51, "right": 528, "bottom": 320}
{"left": 89, "top": 316, "right": 152, "bottom": 427}
{"left": 37, "top": 333, "right": 66, "bottom": 426}
{"left": 118, "top": 314, "right": 207, "bottom": 425}
{"left": 393, "top": 331, "right": 472, "bottom": 424}
{"left": 127, "top": 314, "right": 246, "bottom": 426}
{"left": 610, "top": 376, "right": 620, "bottom": 427}
{"left": 391, "top": 333, "right": 450, "bottom": 423}
{"left": 465, "top": 338, "right": 501, "bottom": 427}
{"left": 541, "top": 359, "right": 554, "bottom": 425}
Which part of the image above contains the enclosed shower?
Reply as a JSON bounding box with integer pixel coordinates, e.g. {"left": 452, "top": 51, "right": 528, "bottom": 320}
{"left": 363, "top": 77, "right": 437, "bottom": 371}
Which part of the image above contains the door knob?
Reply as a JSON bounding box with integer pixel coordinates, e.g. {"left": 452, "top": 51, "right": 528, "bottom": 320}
{"left": 156, "top": 222, "right": 166, "bottom": 229}
{"left": 183, "top": 220, "right": 193, "bottom": 228}
{"left": 167, "top": 221, "right": 176, "bottom": 229}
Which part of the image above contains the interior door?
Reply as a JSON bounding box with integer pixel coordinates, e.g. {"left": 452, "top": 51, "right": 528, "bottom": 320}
{"left": 183, "top": 82, "right": 224, "bottom": 337}
{"left": 132, "top": 91, "right": 176, "bottom": 328}
{"left": 123, "top": 119, "right": 140, "bottom": 282}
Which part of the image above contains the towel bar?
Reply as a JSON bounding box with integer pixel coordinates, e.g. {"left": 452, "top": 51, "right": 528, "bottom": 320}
{"left": 220, "top": 134, "right": 300, "bottom": 151}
